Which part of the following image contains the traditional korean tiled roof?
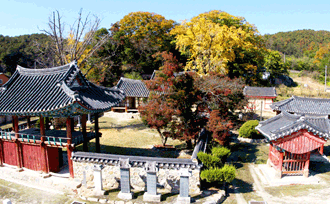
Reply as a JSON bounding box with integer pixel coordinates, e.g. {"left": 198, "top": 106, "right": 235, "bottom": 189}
{"left": 116, "top": 77, "right": 149, "bottom": 98}
{"left": 270, "top": 95, "right": 330, "bottom": 115}
{"left": 0, "top": 61, "right": 125, "bottom": 117}
{"left": 243, "top": 86, "right": 277, "bottom": 98}
{"left": 256, "top": 111, "right": 330, "bottom": 141}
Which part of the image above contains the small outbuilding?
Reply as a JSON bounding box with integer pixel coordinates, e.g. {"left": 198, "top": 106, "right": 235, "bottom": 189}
{"left": 112, "top": 77, "right": 149, "bottom": 112}
{"left": 243, "top": 86, "right": 277, "bottom": 111}
{"left": 256, "top": 111, "right": 329, "bottom": 178}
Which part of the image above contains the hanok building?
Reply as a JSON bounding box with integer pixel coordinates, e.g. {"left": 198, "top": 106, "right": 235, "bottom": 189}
{"left": 271, "top": 95, "right": 330, "bottom": 116}
{"left": 112, "top": 77, "right": 149, "bottom": 112}
{"left": 0, "top": 61, "right": 125, "bottom": 177}
{"left": 243, "top": 86, "right": 277, "bottom": 111}
{"left": 256, "top": 111, "right": 330, "bottom": 178}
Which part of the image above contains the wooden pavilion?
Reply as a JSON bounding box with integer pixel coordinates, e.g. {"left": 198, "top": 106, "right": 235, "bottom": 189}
{"left": 256, "top": 111, "right": 329, "bottom": 178}
{"left": 0, "top": 61, "right": 125, "bottom": 177}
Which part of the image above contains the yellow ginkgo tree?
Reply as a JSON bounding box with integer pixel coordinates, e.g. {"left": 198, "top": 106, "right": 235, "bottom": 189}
{"left": 171, "top": 10, "right": 266, "bottom": 83}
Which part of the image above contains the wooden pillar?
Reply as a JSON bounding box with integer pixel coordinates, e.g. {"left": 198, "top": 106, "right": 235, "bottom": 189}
{"left": 94, "top": 113, "right": 100, "bottom": 153}
{"left": 27, "top": 116, "right": 31, "bottom": 129}
{"left": 13, "top": 116, "right": 22, "bottom": 169}
{"left": 267, "top": 143, "right": 273, "bottom": 167}
{"left": 66, "top": 117, "right": 74, "bottom": 178}
{"left": 40, "top": 116, "right": 49, "bottom": 173}
{"left": 13, "top": 116, "right": 19, "bottom": 138}
{"left": 275, "top": 151, "right": 284, "bottom": 179}
{"left": 81, "top": 114, "right": 88, "bottom": 152}
{"left": 304, "top": 152, "right": 311, "bottom": 177}
{"left": 0, "top": 140, "right": 3, "bottom": 166}
{"left": 125, "top": 98, "right": 128, "bottom": 112}
{"left": 45, "top": 117, "right": 50, "bottom": 130}
{"left": 320, "top": 145, "right": 324, "bottom": 155}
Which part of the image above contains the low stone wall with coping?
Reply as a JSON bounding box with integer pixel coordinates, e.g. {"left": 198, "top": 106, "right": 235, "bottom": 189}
{"left": 72, "top": 152, "right": 201, "bottom": 195}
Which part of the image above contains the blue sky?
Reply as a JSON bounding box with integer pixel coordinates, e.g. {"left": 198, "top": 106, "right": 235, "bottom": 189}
{"left": 1, "top": 0, "right": 329, "bottom": 37}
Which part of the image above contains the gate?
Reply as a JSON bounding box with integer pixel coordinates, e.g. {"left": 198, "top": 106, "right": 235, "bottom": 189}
{"left": 282, "top": 152, "right": 309, "bottom": 175}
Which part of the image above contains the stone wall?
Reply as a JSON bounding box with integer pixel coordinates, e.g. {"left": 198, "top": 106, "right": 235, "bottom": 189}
{"left": 73, "top": 160, "right": 201, "bottom": 195}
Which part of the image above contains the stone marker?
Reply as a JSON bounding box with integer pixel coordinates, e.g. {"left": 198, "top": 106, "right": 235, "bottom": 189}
{"left": 177, "top": 168, "right": 191, "bottom": 204}
{"left": 143, "top": 161, "right": 161, "bottom": 202}
{"left": 93, "top": 164, "right": 105, "bottom": 195}
{"left": 82, "top": 170, "right": 87, "bottom": 187}
{"left": 118, "top": 158, "right": 133, "bottom": 200}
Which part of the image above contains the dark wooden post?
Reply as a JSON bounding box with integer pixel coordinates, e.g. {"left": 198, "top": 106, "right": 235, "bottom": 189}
{"left": 66, "top": 117, "right": 74, "bottom": 178}
{"left": 45, "top": 117, "right": 50, "bottom": 130}
{"left": 13, "top": 116, "right": 22, "bottom": 169}
{"left": 94, "top": 113, "right": 100, "bottom": 153}
{"left": 40, "top": 116, "right": 49, "bottom": 173}
{"left": 27, "top": 116, "right": 31, "bottom": 129}
{"left": 81, "top": 114, "right": 88, "bottom": 152}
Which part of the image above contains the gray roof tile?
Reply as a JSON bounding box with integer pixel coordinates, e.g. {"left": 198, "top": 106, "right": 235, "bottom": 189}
{"left": 243, "top": 86, "right": 277, "bottom": 97}
{"left": 116, "top": 77, "right": 149, "bottom": 98}
{"left": 0, "top": 61, "right": 125, "bottom": 116}
{"left": 270, "top": 95, "right": 330, "bottom": 115}
{"left": 256, "top": 111, "right": 330, "bottom": 141}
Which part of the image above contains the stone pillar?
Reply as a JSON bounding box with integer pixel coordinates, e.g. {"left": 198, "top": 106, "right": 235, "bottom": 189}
{"left": 143, "top": 161, "right": 161, "bottom": 202}
{"left": 93, "top": 164, "right": 105, "bottom": 195}
{"left": 177, "top": 168, "right": 191, "bottom": 204}
{"left": 118, "top": 158, "right": 133, "bottom": 200}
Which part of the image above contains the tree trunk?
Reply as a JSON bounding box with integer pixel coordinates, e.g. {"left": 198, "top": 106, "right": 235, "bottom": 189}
{"left": 186, "top": 139, "right": 192, "bottom": 149}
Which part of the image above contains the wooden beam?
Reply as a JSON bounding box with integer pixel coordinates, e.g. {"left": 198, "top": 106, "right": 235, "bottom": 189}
{"left": 81, "top": 114, "right": 88, "bottom": 152}
{"left": 66, "top": 117, "right": 74, "bottom": 178}
{"left": 94, "top": 113, "right": 100, "bottom": 153}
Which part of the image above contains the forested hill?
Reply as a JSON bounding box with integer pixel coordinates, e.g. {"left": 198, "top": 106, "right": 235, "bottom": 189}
{"left": 263, "top": 29, "right": 330, "bottom": 58}
{"left": 0, "top": 33, "right": 51, "bottom": 75}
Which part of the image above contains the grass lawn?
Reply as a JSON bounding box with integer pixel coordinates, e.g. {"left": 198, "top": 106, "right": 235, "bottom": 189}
{"left": 75, "top": 113, "right": 186, "bottom": 158}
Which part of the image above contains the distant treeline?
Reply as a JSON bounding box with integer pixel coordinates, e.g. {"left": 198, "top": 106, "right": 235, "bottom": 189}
{"left": 263, "top": 29, "right": 330, "bottom": 58}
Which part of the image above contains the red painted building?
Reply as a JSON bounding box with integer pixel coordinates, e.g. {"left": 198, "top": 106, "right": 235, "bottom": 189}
{"left": 256, "top": 112, "right": 329, "bottom": 178}
{"left": 0, "top": 61, "right": 125, "bottom": 177}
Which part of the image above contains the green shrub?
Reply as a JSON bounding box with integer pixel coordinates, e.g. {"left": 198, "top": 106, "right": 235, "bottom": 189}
{"left": 211, "top": 146, "right": 231, "bottom": 163}
{"left": 239, "top": 120, "right": 264, "bottom": 139}
{"left": 197, "top": 152, "right": 221, "bottom": 169}
{"left": 200, "top": 164, "right": 236, "bottom": 184}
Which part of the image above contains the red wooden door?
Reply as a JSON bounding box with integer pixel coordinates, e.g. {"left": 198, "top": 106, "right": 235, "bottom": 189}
{"left": 3, "top": 141, "right": 18, "bottom": 166}
{"left": 47, "top": 147, "right": 60, "bottom": 173}
{"left": 21, "top": 143, "right": 43, "bottom": 171}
